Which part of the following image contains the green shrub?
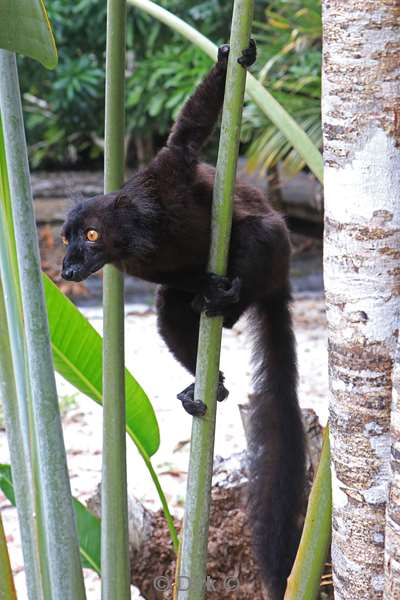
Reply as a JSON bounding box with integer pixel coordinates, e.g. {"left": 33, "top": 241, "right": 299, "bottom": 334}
{"left": 20, "top": 0, "right": 321, "bottom": 172}
{"left": 20, "top": 0, "right": 236, "bottom": 168}
{"left": 243, "top": 0, "right": 322, "bottom": 176}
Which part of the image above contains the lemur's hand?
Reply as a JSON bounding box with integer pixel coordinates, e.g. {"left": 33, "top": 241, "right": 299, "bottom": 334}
{"left": 191, "top": 273, "right": 241, "bottom": 318}
{"left": 238, "top": 38, "right": 257, "bottom": 68}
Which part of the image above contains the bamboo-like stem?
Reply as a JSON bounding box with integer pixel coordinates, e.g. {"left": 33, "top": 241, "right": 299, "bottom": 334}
{"left": 0, "top": 509, "right": 17, "bottom": 600}
{"left": 0, "top": 279, "right": 44, "bottom": 600}
{"left": 0, "top": 118, "right": 50, "bottom": 600}
{"left": 0, "top": 50, "right": 86, "bottom": 600}
{"left": 284, "top": 428, "right": 332, "bottom": 600}
{"left": 176, "top": 3, "right": 254, "bottom": 599}
{"left": 127, "top": 0, "right": 323, "bottom": 184}
{"left": 101, "top": 0, "right": 131, "bottom": 597}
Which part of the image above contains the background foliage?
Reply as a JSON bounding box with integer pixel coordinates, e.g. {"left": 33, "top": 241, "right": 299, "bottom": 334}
{"left": 243, "top": 0, "right": 321, "bottom": 175}
{"left": 19, "top": 0, "right": 321, "bottom": 171}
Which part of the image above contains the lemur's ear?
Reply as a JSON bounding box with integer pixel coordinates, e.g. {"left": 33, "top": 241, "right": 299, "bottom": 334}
{"left": 69, "top": 191, "right": 85, "bottom": 207}
{"left": 112, "top": 192, "right": 131, "bottom": 210}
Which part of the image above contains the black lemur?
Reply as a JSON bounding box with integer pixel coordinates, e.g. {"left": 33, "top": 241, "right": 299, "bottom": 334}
{"left": 61, "top": 41, "right": 305, "bottom": 600}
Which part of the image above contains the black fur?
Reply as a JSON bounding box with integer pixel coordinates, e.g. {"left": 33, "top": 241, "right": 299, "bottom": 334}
{"left": 61, "top": 41, "right": 305, "bottom": 599}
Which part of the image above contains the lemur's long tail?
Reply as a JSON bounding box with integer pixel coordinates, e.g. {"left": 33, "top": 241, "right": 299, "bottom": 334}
{"left": 248, "top": 289, "right": 306, "bottom": 599}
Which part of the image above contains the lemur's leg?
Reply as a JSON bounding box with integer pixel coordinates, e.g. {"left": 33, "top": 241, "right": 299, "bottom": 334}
{"left": 166, "top": 41, "right": 256, "bottom": 162}
{"left": 156, "top": 286, "right": 199, "bottom": 374}
{"left": 156, "top": 285, "right": 228, "bottom": 416}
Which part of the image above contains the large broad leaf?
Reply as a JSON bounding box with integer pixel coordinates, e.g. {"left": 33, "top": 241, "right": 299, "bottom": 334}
{"left": 0, "top": 464, "right": 101, "bottom": 574}
{"left": 44, "top": 275, "right": 160, "bottom": 457}
{"left": 0, "top": 0, "right": 57, "bottom": 69}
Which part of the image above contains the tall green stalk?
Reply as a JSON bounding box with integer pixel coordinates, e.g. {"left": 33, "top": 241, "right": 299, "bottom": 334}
{"left": 177, "top": 2, "right": 254, "bottom": 599}
{"left": 0, "top": 50, "right": 86, "bottom": 600}
{"left": 101, "top": 0, "right": 131, "bottom": 598}
{"left": 0, "top": 117, "right": 50, "bottom": 600}
{"left": 0, "top": 279, "right": 45, "bottom": 600}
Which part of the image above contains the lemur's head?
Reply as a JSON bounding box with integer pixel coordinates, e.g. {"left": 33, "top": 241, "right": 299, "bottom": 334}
{"left": 61, "top": 188, "right": 155, "bottom": 282}
{"left": 61, "top": 193, "right": 120, "bottom": 282}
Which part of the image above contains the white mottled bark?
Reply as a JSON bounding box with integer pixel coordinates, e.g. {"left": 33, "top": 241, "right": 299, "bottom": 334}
{"left": 385, "top": 347, "right": 400, "bottom": 599}
{"left": 322, "top": 2, "right": 400, "bottom": 599}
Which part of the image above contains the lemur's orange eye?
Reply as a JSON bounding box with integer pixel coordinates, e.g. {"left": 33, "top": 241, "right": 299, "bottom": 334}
{"left": 86, "top": 229, "right": 99, "bottom": 242}
{"left": 62, "top": 236, "right": 68, "bottom": 246}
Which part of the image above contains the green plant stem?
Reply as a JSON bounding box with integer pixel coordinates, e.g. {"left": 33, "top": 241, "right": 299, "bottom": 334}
{"left": 0, "top": 280, "right": 44, "bottom": 600}
{"left": 176, "top": 2, "right": 254, "bottom": 599}
{"left": 0, "top": 117, "right": 50, "bottom": 600}
{"left": 127, "top": 0, "right": 323, "bottom": 183}
{"left": 101, "top": 0, "right": 131, "bottom": 598}
{"left": 0, "top": 509, "right": 17, "bottom": 600}
{"left": 284, "top": 428, "right": 332, "bottom": 600}
{"left": 0, "top": 50, "right": 86, "bottom": 600}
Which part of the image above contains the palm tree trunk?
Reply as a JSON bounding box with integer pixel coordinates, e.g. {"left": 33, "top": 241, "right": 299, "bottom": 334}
{"left": 322, "top": 1, "right": 400, "bottom": 598}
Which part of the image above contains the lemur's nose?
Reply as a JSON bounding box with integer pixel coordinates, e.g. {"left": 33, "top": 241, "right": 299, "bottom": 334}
{"left": 62, "top": 267, "right": 75, "bottom": 280}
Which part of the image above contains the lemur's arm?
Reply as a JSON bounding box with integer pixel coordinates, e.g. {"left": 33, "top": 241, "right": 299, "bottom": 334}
{"left": 166, "top": 40, "right": 256, "bottom": 163}
{"left": 166, "top": 45, "right": 230, "bottom": 161}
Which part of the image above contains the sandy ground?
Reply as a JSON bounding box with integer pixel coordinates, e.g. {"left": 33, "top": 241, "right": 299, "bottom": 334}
{"left": 0, "top": 294, "right": 328, "bottom": 599}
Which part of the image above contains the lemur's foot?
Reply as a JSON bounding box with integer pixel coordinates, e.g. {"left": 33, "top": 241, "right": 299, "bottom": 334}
{"left": 191, "top": 273, "right": 241, "bottom": 318}
{"left": 177, "top": 376, "right": 229, "bottom": 416}
{"left": 238, "top": 38, "right": 257, "bottom": 68}
{"left": 177, "top": 383, "right": 207, "bottom": 416}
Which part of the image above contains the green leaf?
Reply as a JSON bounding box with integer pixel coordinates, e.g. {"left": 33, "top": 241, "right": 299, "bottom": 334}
{"left": 0, "top": 464, "right": 15, "bottom": 505}
{"left": 285, "top": 429, "right": 332, "bottom": 599}
{"left": 73, "top": 499, "right": 101, "bottom": 574}
{"left": 0, "top": 464, "right": 101, "bottom": 575}
{"left": 0, "top": 0, "right": 57, "bottom": 69}
{"left": 43, "top": 275, "right": 160, "bottom": 458}
{"left": 148, "top": 93, "right": 166, "bottom": 117}
{"left": 0, "top": 509, "right": 17, "bottom": 600}
{"left": 127, "top": 87, "right": 142, "bottom": 107}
